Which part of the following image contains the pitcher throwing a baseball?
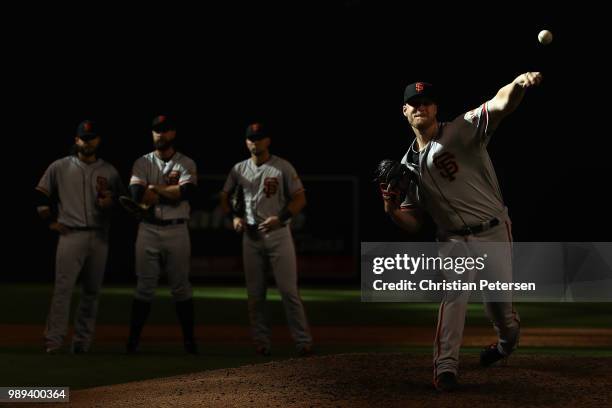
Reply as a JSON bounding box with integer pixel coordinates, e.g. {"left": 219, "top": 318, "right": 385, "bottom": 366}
{"left": 381, "top": 73, "right": 542, "bottom": 391}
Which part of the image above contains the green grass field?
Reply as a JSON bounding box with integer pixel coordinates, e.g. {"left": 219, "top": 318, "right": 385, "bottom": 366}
{"left": 2, "top": 284, "right": 611, "bottom": 327}
{"left": 1, "top": 284, "right": 610, "bottom": 389}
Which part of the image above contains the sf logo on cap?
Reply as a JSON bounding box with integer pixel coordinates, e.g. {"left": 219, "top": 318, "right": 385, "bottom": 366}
{"left": 415, "top": 82, "right": 425, "bottom": 93}
{"left": 157, "top": 115, "right": 166, "bottom": 123}
{"left": 83, "top": 122, "right": 92, "bottom": 132}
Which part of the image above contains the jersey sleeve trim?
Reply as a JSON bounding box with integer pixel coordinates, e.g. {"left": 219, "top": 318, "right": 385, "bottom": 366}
{"left": 483, "top": 102, "right": 490, "bottom": 136}
{"left": 400, "top": 205, "right": 418, "bottom": 212}
{"left": 290, "top": 188, "right": 305, "bottom": 197}
{"left": 35, "top": 186, "right": 50, "bottom": 196}
{"left": 129, "top": 176, "right": 147, "bottom": 186}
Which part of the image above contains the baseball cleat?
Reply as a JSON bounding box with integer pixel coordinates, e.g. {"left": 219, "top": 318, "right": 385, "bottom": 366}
{"left": 255, "top": 345, "right": 271, "bottom": 356}
{"left": 480, "top": 343, "right": 508, "bottom": 367}
{"left": 434, "top": 371, "right": 458, "bottom": 392}
{"left": 184, "top": 341, "right": 199, "bottom": 355}
{"left": 126, "top": 341, "right": 139, "bottom": 355}
{"left": 70, "top": 343, "right": 88, "bottom": 354}
{"left": 45, "top": 346, "right": 61, "bottom": 355}
{"left": 297, "top": 344, "right": 314, "bottom": 357}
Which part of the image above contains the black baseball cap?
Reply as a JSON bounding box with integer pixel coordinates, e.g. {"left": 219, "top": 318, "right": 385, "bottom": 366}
{"left": 152, "top": 115, "right": 176, "bottom": 132}
{"left": 245, "top": 122, "right": 267, "bottom": 140}
{"left": 76, "top": 120, "right": 98, "bottom": 140}
{"left": 403, "top": 82, "right": 437, "bottom": 104}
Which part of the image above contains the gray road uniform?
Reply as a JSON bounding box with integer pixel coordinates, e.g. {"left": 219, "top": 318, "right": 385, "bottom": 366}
{"left": 223, "top": 155, "right": 312, "bottom": 352}
{"left": 400, "top": 103, "right": 520, "bottom": 378}
{"left": 36, "top": 155, "right": 123, "bottom": 352}
{"left": 129, "top": 151, "right": 197, "bottom": 302}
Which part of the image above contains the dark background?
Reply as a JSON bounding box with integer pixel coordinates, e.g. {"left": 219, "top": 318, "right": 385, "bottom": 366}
{"left": 9, "top": 2, "right": 612, "bottom": 282}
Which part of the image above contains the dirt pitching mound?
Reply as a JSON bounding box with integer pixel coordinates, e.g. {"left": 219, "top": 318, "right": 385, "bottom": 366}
{"left": 61, "top": 353, "right": 612, "bottom": 407}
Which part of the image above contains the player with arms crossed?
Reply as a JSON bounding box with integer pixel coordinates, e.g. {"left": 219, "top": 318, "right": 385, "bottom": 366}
{"left": 124, "top": 115, "right": 199, "bottom": 355}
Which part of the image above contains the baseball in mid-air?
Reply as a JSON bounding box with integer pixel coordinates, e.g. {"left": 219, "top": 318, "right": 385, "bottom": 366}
{"left": 538, "top": 30, "right": 553, "bottom": 45}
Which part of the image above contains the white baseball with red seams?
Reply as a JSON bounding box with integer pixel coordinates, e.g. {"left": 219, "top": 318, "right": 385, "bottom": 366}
{"left": 538, "top": 30, "right": 553, "bottom": 45}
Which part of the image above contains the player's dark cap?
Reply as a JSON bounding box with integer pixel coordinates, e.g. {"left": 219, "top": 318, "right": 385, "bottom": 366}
{"left": 76, "top": 120, "right": 98, "bottom": 141}
{"left": 152, "top": 115, "right": 176, "bottom": 132}
{"left": 403, "top": 82, "right": 438, "bottom": 104}
{"left": 245, "top": 122, "right": 267, "bottom": 140}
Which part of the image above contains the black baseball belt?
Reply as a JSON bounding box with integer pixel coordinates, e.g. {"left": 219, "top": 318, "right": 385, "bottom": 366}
{"left": 449, "top": 218, "right": 501, "bottom": 236}
{"left": 144, "top": 219, "right": 186, "bottom": 226}
{"left": 67, "top": 226, "right": 102, "bottom": 231}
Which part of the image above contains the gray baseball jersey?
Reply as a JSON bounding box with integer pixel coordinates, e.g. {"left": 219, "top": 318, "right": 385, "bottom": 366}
{"left": 129, "top": 151, "right": 197, "bottom": 303}
{"left": 130, "top": 151, "right": 197, "bottom": 220}
{"left": 223, "top": 155, "right": 312, "bottom": 352}
{"left": 222, "top": 155, "right": 304, "bottom": 225}
{"left": 36, "top": 156, "right": 123, "bottom": 228}
{"left": 36, "top": 155, "right": 123, "bottom": 352}
{"left": 401, "top": 103, "right": 506, "bottom": 232}
{"left": 397, "top": 102, "right": 520, "bottom": 378}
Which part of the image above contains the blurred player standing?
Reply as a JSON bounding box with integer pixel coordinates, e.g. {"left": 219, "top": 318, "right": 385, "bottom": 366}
{"left": 35, "top": 120, "right": 124, "bottom": 354}
{"left": 220, "top": 122, "right": 313, "bottom": 356}
{"left": 125, "top": 115, "right": 199, "bottom": 354}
